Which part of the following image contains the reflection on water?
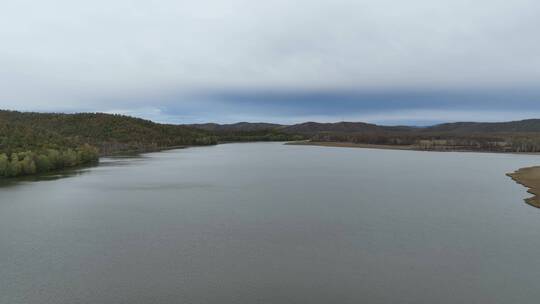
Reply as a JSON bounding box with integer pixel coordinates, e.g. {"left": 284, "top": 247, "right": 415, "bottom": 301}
{"left": 98, "top": 155, "right": 149, "bottom": 166}
{"left": 0, "top": 155, "right": 150, "bottom": 188}
{"left": 0, "top": 165, "right": 92, "bottom": 188}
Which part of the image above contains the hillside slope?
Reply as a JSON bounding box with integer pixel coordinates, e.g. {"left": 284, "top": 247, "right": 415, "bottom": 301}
{"left": 425, "top": 119, "right": 540, "bottom": 134}
{"left": 0, "top": 110, "right": 217, "bottom": 155}
{"left": 190, "top": 122, "right": 283, "bottom": 132}
{"left": 0, "top": 110, "right": 217, "bottom": 177}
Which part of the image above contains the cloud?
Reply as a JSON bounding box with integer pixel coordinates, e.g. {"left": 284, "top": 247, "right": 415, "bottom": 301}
{"left": 102, "top": 90, "right": 540, "bottom": 125}
{"left": 1, "top": 0, "right": 539, "bottom": 122}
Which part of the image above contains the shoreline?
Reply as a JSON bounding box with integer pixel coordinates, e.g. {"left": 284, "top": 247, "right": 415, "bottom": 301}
{"left": 287, "top": 141, "right": 540, "bottom": 208}
{"left": 101, "top": 145, "right": 189, "bottom": 157}
{"left": 286, "top": 141, "right": 417, "bottom": 151}
{"left": 286, "top": 141, "right": 540, "bottom": 155}
{"left": 507, "top": 167, "right": 540, "bottom": 208}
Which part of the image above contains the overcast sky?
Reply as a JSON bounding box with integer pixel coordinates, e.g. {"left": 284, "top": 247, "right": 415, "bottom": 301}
{"left": 1, "top": 0, "right": 539, "bottom": 125}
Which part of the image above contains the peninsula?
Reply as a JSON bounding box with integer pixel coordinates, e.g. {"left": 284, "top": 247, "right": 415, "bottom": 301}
{"left": 507, "top": 167, "right": 540, "bottom": 208}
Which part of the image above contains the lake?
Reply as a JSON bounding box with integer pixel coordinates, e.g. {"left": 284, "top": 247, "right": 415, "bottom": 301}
{"left": 2, "top": 142, "right": 540, "bottom": 304}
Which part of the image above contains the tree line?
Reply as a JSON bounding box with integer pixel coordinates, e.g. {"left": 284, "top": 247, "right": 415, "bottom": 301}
{"left": 0, "top": 110, "right": 219, "bottom": 155}
{"left": 213, "top": 129, "right": 305, "bottom": 143}
{"left": 0, "top": 144, "right": 99, "bottom": 177}
{"left": 311, "top": 131, "right": 540, "bottom": 153}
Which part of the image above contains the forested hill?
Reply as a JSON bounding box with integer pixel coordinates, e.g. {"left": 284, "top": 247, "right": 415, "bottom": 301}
{"left": 423, "top": 119, "right": 540, "bottom": 134}
{"left": 198, "top": 119, "right": 540, "bottom": 153}
{"left": 0, "top": 110, "right": 217, "bottom": 177}
{"left": 279, "top": 121, "right": 415, "bottom": 134}
{"left": 197, "top": 120, "right": 540, "bottom": 135}
{"left": 0, "top": 110, "right": 217, "bottom": 154}
{"left": 189, "top": 122, "right": 283, "bottom": 132}
{"left": 4, "top": 109, "right": 540, "bottom": 178}
{"left": 190, "top": 121, "right": 413, "bottom": 134}
{"left": 188, "top": 122, "right": 304, "bottom": 142}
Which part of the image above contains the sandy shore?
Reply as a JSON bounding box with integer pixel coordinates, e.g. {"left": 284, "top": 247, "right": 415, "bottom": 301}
{"left": 286, "top": 141, "right": 418, "bottom": 151}
{"left": 507, "top": 167, "right": 540, "bottom": 208}
{"left": 287, "top": 141, "right": 540, "bottom": 155}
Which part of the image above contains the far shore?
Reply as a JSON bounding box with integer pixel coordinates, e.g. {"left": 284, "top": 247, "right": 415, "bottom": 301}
{"left": 286, "top": 141, "right": 417, "bottom": 151}
{"left": 286, "top": 140, "right": 540, "bottom": 155}
{"left": 507, "top": 167, "right": 540, "bottom": 208}
{"left": 102, "top": 145, "right": 188, "bottom": 157}
{"left": 289, "top": 140, "right": 540, "bottom": 208}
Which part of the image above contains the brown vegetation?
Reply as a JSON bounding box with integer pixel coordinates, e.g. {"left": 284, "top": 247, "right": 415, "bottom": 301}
{"left": 507, "top": 167, "right": 540, "bottom": 208}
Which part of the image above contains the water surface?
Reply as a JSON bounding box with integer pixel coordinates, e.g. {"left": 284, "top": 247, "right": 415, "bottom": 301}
{"left": 1, "top": 143, "right": 540, "bottom": 304}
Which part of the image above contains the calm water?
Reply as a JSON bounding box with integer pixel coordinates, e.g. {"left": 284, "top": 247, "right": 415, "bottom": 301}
{"left": 2, "top": 142, "right": 540, "bottom": 304}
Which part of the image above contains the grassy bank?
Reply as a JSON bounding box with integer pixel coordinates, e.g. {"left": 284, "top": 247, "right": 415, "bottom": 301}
{"left": 507, "top": 167, "right": 540, "bottom": 208}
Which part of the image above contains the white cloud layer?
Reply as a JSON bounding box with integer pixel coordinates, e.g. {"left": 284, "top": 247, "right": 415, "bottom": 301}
{"left": 102, "top": 106, "right": 540, "bottom": 126}
{"left": 1, "top": 0, "right": 539, "bottom": 116}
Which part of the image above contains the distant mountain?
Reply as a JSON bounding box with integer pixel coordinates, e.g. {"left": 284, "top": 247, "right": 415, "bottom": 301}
{"left": 190, "top": 119, "right": 540, "bottom": 135}
{"left": 280, "top": 121, "right": 415, "bottom": 134}
{"left": 280, "top": 119, "right": 540, "bottom": 153}
{"left": 425, "top": 119, "right": 540, "bottom": 133}
{"left": 189, "top": 121, "right": 415, "bottom": 135}
{"left": 187, "top": 118, "right": 540, "bottom": 153}
{"left": 280, "top": 121, "right": 379, "bottom": 134}
{"left": 189, "top": 122, "right": 283, "bottom": 132}
{"left": 188, "top": 122, "right": 301, "bottom": 142}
